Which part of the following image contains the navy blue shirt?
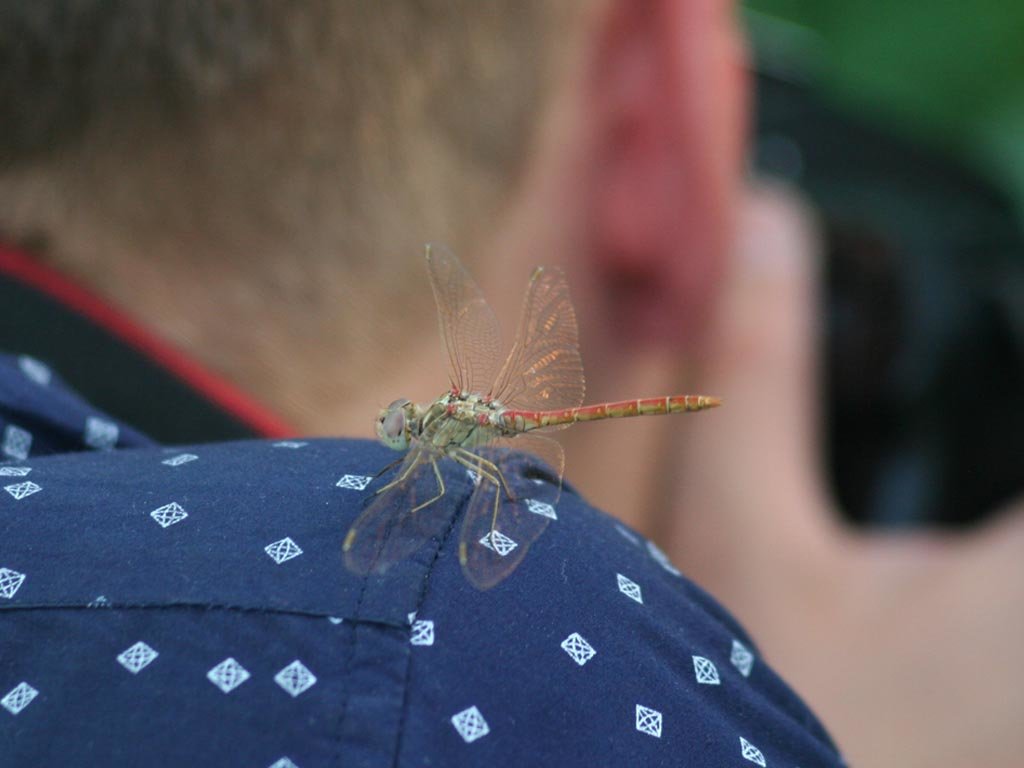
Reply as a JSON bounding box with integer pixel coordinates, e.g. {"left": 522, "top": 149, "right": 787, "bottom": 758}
{"left": 0, "top": 352, "right": 843, "bottom": 766}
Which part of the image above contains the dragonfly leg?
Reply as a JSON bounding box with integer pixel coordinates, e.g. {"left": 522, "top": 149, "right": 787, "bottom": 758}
{"left": 452, "top": 448, "right": 517, "bottom": 503}
{"left": 451, "top": 451, "right": 500, "bottom": 487}
{"left": 410, "top": 460, "right": 446, "bottom": 513}
{"left": 488, "top": 475, "right": 502, "bottom": 537}
{"left": 373, "top": 454, "right": 406, "bottom": 479}
{"left": 450, "top": 452, "right": 510, "bottom": 540}
{"left": 469, "top": 473, "right": 503, "bottom": 540}
{"left": 374, "top": 452, "right": 422, "bottom": 496}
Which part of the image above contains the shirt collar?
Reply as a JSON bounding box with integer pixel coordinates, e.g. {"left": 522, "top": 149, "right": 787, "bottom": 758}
{"left": 0, "top": 243, "right": 292, "bottom": 443}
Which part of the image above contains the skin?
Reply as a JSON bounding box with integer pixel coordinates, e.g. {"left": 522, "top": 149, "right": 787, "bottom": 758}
{"left": 0, "top": 1, "right": 1020, "bottom": 765}
{"left": 670, "top": 185, "right": 1024, "bottom": 767}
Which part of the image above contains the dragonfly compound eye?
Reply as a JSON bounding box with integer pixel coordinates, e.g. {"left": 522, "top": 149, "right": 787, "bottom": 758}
{"left": 377, "top": 406, "right": 409, "bottom": 450}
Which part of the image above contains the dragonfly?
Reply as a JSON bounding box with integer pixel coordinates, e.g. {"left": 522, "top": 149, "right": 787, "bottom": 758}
{"left": 343, "top": 244, "right": 720, "bottom": 589}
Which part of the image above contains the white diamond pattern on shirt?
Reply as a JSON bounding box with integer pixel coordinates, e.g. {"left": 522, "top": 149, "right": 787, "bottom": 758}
{"left": 272, "top": 441, "right": 307, "bottom": 449}
{"left": 740, "top": 736, "right": 767, "bottom": 766}
{"left": 617, "top": 573, "right": 643, "bottom": 604}
{"left": 526, "top": 498, "right": 557, "bottom": 520}
{"left": 410, "top": 620, "right": 435, "bottom": 646}
{"left": 731, "top": 639, "right": 755, "bottom": 678}
{"left": 328, "top": 617, "right": 344, "bottom": 625}
{"left": 18, "top": 355, "right": 51, "bottom": 386}
{"left": 207, "top": 658, "right": 250, "bottom": 693}
{"left": 693, "top": 655, "right": 720, "bottom": 685}
{"left": 2, "top": 425, "right": 31, "bottom": 461}
{"left": 268, "top": 758, "right": 299, "bottom": 768}
{"left": 451, "top": 706, "right": 489, "bottom": 743}
{"left": 615, "top": 524, "right": 640, "bottom": 546}
{"left": 88, "top": 595, "right": 110, "bottom": 608}
{"left": 1, "top": 682, "right": 38, "bottom": 715}
{"left": 465, "top": 468, "right": 481, "bottom": 486}
{"left": 150, "top": 502, "right": 188, "bottom": 528}
{"left": 4, "top": 481, "right": 41, "bottom": 500}
{"left": 336, "top": 474, "right": 373, "bottom": 490}
{"left": 84, "top": 417, "right": 119, "bottom": 449}
{"left": 635, "top": 704, "right": 662, "bottom": 738}
{"left": 0, "top": 466, "right": 30, "bottom": 476}
{"left": 117, "top": 641, "right": 159, "bottom": 674}
{"left": 646, "top": 540, "right": 682, "bottom": 576}
{"left": 0, "top": 567, "right": 26, "bottom": 599}
{"left": 162, "top": 453, "right": 198, "bottom": 467}
{"left": 265, "top": 537, "right": 303, "bottom": 564}
{"left": 274, "top": 660, "right": 317, "bottom": 698}
{"left": 479, "top": 530, "right": 517, "bottom": 557}
{"left": 560, "top": 633, "right": 596, "bottom": 666}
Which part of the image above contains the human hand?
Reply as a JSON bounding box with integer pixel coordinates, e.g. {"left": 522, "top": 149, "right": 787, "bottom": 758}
{"left": 666, "top": 182, "right": 1024, "bottom": 768}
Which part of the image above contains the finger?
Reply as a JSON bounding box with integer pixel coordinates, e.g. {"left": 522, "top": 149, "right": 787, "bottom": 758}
{"left": 667, "top": 183, "right": 837, "bottom": 578}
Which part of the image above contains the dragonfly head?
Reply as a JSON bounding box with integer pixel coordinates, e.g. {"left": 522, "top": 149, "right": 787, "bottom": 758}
{"left": 376, "top": 398, "right": 414, "bottom": 450}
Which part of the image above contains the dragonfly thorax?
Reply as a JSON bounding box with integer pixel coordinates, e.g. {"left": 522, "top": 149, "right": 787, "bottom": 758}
{"left": 376, "top": 391, "right": 508, "bottom": 453}
{"left": 408, "top": 390, "right": 511, "bottom": 452}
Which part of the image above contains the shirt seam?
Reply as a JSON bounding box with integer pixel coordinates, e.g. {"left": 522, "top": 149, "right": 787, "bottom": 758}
{"left": 391, "top": 502, "right": 462, "bottom": 768}
{"left": 0, "top": 601, "right": 399, "bottom": 625}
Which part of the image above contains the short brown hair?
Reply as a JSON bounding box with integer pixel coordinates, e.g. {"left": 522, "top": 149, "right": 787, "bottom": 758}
{"left": 0, "top": 2, "right": 579, "bottom": 231}
{"left": 0, "top": 1, "right": 590, "bottom": 281}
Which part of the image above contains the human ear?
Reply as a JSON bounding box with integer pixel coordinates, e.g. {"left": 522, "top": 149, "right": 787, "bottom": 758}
{"left": 583, "top": 0, "right": 749, "bottom": 347}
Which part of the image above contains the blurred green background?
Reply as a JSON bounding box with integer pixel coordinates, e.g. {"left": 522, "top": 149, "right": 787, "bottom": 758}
{"left": 744, "top": 1, "right": 1024, "bottom": 224}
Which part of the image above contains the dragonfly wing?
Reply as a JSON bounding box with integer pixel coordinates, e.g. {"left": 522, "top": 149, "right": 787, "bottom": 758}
{"left": 425, "top": 243, "right": 503, "bottom": 395}
{"left": 489, "top": 266, "right": 585, "bottom": 422}
{"left": 343, "top": 445, "right": 456, "bottom": 576}
{"left": 457, "top": 445, "right": 556, "bottom": 590}
{"left": 504, "top": 432, "right": 566, "bottom": 504}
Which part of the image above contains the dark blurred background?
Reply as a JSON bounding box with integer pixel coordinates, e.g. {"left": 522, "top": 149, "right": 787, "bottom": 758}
{"left": 744, "top": 1, "right": 1024, "bottom": 528}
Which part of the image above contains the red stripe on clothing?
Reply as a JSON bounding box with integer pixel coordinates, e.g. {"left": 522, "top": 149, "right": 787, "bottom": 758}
{"left": 0, "top": 245, "right": 294, "bottom": 437}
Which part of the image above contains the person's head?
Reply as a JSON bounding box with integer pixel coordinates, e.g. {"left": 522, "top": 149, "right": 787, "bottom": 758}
{"left": 0, "top": 0, "right": 748, "bottom": 508}
{"left": 0, "top": 0, "right": 746, "bottom": 337}
{"left": 0, "top": 2, "right": 575, "bottom": 271}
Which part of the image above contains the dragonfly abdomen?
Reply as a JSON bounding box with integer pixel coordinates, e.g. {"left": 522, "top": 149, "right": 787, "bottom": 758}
{"left": 501, "top": 395, "right": 720, "bottom": 431}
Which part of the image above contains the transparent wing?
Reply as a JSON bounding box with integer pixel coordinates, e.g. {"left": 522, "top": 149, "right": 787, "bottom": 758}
{"left": 343, "top": 444, "right": 455, "bottom": 576}
{"left": 457, "top": 442, "right": 558, "bottom": 590}
{"left": 425, "top": 243, "right": 503, "bottom": 394}
{"left": 506, "top": 432, "right": 566, "bottom": 505}
{"left": 489, "top": 266, "right": 585, "bottom": 421}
